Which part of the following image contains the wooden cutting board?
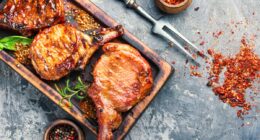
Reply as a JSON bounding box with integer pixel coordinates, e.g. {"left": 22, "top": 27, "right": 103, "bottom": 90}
{"left": 0, "top": 0, "right": 173, "bottom": 139}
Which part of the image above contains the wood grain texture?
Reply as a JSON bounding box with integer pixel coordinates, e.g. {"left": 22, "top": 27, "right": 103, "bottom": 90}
{"left": 0, "top": 51, "right": 97, "bottom": 134}
{"left": 0, "top": 1, "right": 173, "bottom": 139}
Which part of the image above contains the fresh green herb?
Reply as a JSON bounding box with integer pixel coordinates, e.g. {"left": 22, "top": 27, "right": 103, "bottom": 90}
{"left": 0, "top": 36, "right": 32, "bottom": 51}
{"left": 55, "top": 77, "right": 88, "bottom": 108}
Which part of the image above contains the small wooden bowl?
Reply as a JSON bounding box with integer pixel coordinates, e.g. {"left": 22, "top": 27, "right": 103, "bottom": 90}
{"left": 155, "top": 0, "right": 192, "bottom": 14}
{"left": 43, "top": 119, "right": 85, "bottom": 140}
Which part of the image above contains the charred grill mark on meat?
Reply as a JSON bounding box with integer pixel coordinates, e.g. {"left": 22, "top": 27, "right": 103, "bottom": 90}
{"left": 0, "top": 0, "right": 65, "bottom": 36}
{"left": 30, "top": 24, "right": 124, "bottom": 80}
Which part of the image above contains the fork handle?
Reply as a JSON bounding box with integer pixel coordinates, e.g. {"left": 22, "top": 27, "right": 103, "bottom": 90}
{"left": 122, "top": 0, "right": 157, "bottom": 24}
{"left": 123, "top": 0, "right": 138, "bottom": 8}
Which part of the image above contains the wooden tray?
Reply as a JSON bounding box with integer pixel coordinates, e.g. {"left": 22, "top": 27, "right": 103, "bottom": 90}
{"left": 0, "top": 0, "right": 173, "bottom": 139}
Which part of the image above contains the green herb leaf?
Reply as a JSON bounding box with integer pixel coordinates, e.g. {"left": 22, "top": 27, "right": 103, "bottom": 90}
{"left": 55, "top": 77, "right": 88, "bottom": 108}
{"left": 76, "top": 93, "right": 86, "bottom": 100}
{"left": 0, "top": 36, "right": 32, "bottom": 51}
{"left": 0, "top": 43, "right": 4, "bottom": 50}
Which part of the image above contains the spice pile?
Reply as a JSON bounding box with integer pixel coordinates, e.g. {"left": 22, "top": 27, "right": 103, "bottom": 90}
{"left": 79, "top": 97, "right": 97, "bottom": 119}
{"left": 190, "top": 65, "right": 202, "bottom": 77}
{"left": 164, "top": 0, "right": 185, "bottom": 5}
{"left": 65, "top": 3, "right": 100, "bottom": 32}
{"left": 49, "top": 125, "right": 78, "bottom": 140}
{"left": 207, "top": 38, "right": 260, "bottom": 119}
{"left": 14, "top": 43, "right": 31, "bottom": 65}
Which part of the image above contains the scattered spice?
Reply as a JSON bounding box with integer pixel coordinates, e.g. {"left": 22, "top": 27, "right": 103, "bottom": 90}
{"left": 49, "top": 125, "right": 78, "bottom": 140}
{"left": 197, "top": 51, "right": 205, "bottom": 58}
{"left": 164, "top": 0, "right": 185, "bottom": 5}
{"left": 194, "top": 7, "right": 200, "bottom": 11}
{"left": 199, "top": 41, "right": 205, "bottom": 46}
{"left": 73, "top": 9, "right": 100, "bottom": 31}
{"left": 213, "top": 31, "right": 223, "bottom": 38}
{"left": 79, "top": 97, "right": 97, "bottom": 119}
{"left": 14, "top": 43, "right": 31, "bottom": 65}
{"left": 190, "top": 65, "right": 202, "bottom": 77}
{"left": 207, "top": 38, "right": 260, "bottom": 119}
{"left": 191, "top": 71, "right": 202, "bottom": 77}
{"left": 65, "top": 3, "right": 100, "bottom": 32}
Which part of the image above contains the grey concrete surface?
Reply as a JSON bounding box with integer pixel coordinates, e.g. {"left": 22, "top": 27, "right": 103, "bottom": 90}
{"left": 1, "top": 0, "right": 260, "bottom": 139}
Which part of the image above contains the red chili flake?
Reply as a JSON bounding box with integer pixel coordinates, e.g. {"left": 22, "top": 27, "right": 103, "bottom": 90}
{"left": 213, "top": 31, "right": 223, "bottom": 38}
{"left": 190, "top": 65, "right": 202, "bottom": 77}
{"left": 191, "top": 71, "right": 202, "bottom": 77}
{"left": 207, "top": 38, "right": 260, "bottom": 119}
{"left": 190, "top": 65, "right": 198, "bottom": 70}
{"left": 199, "top": 41, "right": 205, "bottom": 46}
{"left": 192, "top": 53, "right": 197, "bottom": 59}
{"left": 207, "top": 49, "right": 214, "bottom": 56}
{"left": 197, "top": 51, "right": 205, "bottom": 58}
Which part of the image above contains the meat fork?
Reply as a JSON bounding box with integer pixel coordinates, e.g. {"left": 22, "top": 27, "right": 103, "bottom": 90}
{"left": 120, "top": 0, "right": 206, "bottom": 65}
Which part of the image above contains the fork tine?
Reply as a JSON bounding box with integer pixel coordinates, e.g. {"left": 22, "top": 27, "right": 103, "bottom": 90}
{"left": 165, "top": 24, "right": 207, "bottom": 57}
{"left": 158, "top": 30, "right": 201, "bottom": 66}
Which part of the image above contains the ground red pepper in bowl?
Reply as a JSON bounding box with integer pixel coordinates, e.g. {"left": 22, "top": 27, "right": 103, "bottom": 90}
{"left": 164, "top": 0, "right": 185, "bottom": 5}
{"left": 156, "top": 0, "right": 191, "bottom": 14}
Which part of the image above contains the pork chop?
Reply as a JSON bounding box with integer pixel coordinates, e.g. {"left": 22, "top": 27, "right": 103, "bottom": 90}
{"left": 30, "top": 24, "right": 124, "bottom": 80}
{"left": 0, "top": 0, "right": 65, "bottom": 36}
{"left": 88, "top": 43, "right": 153, "bottom": 140}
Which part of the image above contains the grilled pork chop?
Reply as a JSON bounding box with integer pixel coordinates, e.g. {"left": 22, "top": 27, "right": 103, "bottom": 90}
{"left": 0, "top": 0, "right": 65, "bottom": 36}
{"left": 30, "top": 24, "right": 124, "bottom": 80}
{"left": 88, "top": 43, "right": 153, "bottom": 140}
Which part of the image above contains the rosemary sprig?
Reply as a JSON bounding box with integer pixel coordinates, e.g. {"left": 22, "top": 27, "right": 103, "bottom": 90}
{"left": 55, "top": 77, "right": 88, "bottom": 108}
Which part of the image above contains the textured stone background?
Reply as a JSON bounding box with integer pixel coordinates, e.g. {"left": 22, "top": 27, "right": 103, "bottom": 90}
{"left": 1, "top": 0, "right": 260, "bottom": 139}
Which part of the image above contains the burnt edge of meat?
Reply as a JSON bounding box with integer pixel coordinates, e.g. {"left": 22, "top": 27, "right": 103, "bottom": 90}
{"left": 0, "top": 0, "right": 65, "bottom": 36}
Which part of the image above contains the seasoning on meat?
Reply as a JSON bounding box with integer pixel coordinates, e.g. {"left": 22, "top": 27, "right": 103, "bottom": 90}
{"left": 14, "top": 43, "right": 30, "bottom": 65}
{"left": 207, "top": 38, "right": 260, "bottom": 119}
{"left": 65, "top": 4, "right": 100, "bottom": 31}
